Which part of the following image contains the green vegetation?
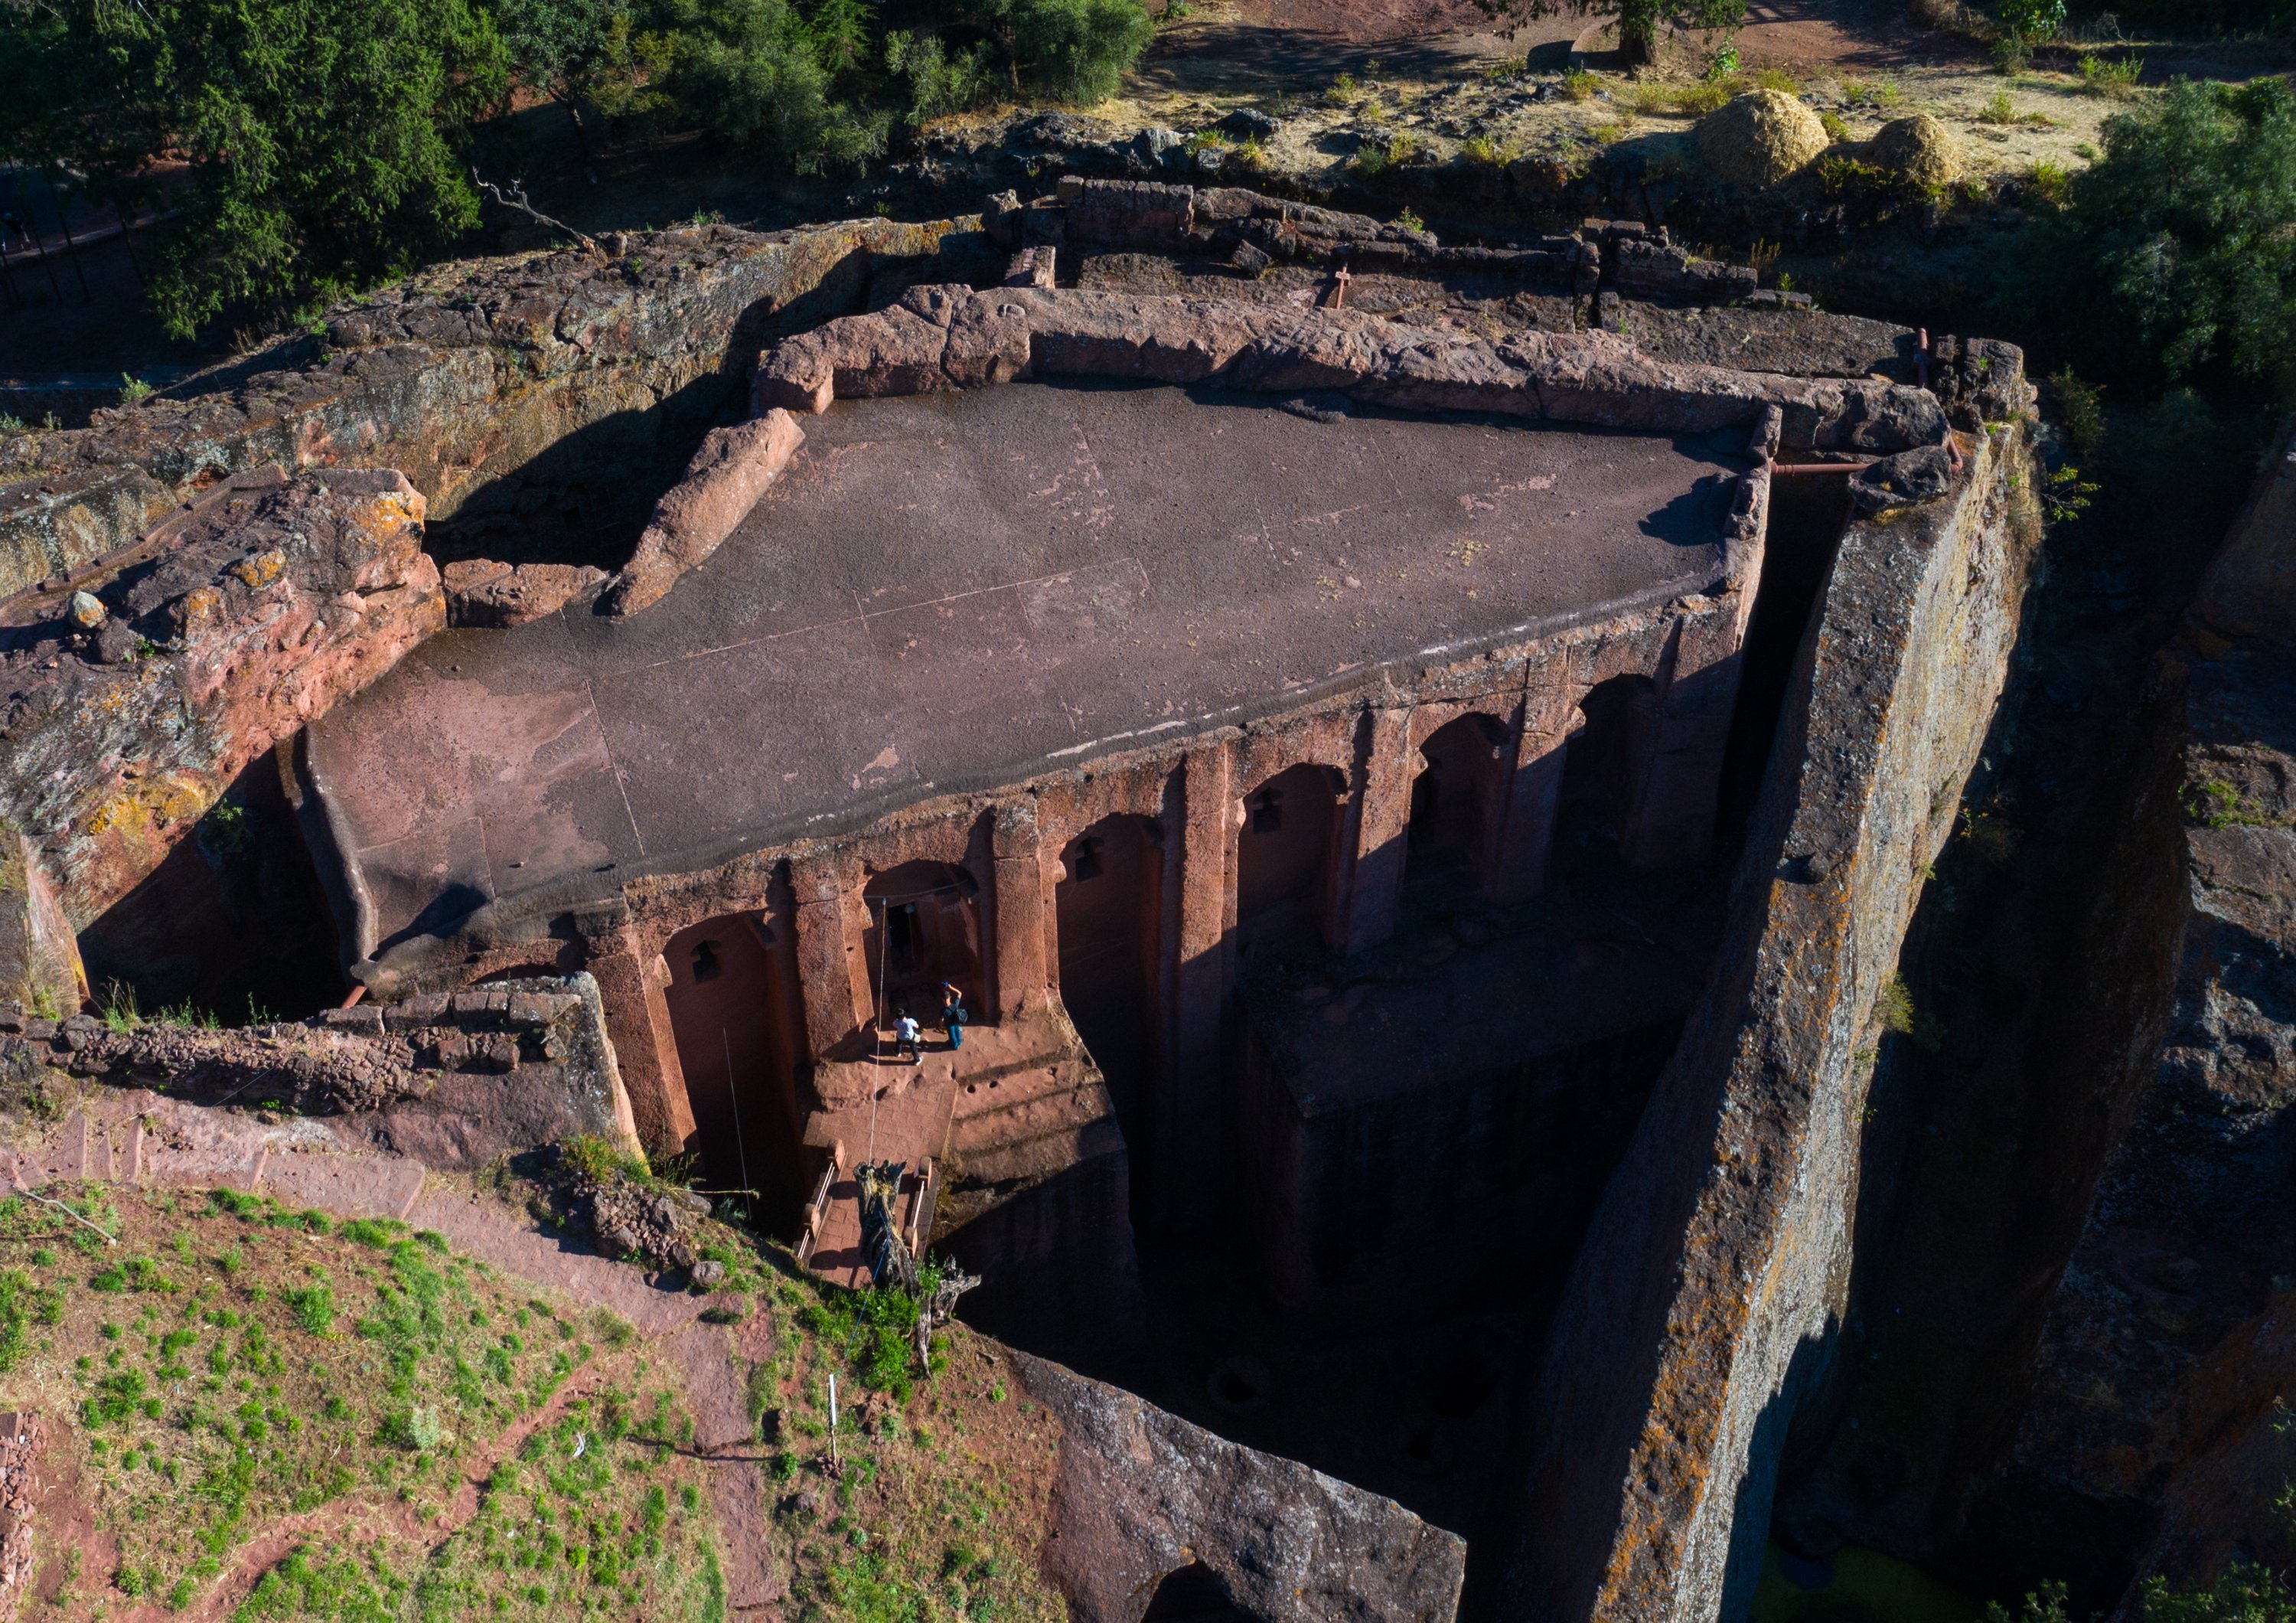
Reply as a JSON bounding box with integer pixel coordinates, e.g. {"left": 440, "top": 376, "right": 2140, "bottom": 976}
{"left": 2005, "top": 77, "right": 2296, "bottom": 397}
{"left": 2076, "top": 51, "right": 2143, "bottom": 97}
{"left": 0, "top": 0, "right": 1150, "bottom": 342}
{"left": 0, "top": 1175, "right": 1066, "bottom": 1621}
{"left": 2135, "top": 1563, "right": 2296, "bottom": 1623}
{"left": 0, "top": 1187, "right": 607, "bottom": 1612}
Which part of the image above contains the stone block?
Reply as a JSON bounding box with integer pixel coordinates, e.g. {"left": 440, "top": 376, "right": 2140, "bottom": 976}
{"left": 603, "top": 410, "right": 807, "bottom": 616}
{"left": 384, "top": 991, "right": 451, "bottom": 1030}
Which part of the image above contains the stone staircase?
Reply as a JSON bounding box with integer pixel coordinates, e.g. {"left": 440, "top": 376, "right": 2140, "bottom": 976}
{"left": 795, "top": 1001, "right": 1121, "bottom": 1291}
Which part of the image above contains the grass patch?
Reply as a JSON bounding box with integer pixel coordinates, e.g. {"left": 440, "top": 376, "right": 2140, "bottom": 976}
{"left": 2075, "top": 51, "right": 2141, "bottom": 97}
{"left": 1975, "top": 89, "right": 2057, "bottom": 126}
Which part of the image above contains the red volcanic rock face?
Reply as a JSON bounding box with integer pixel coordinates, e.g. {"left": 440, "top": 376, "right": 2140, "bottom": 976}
{"left": 0, "top": 467, "right": 442, "bottom": 927}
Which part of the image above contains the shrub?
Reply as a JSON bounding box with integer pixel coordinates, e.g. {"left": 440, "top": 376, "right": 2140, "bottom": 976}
{"left": 2004, "top": 77, "right": 2296, "bottom": 394}
{"left": 998, "top": 0, "right": 1153, "bottom": 103}
{"left": 2077, "top": 51, "right": 2141, "bottom": 96}
{"left": 2047, "top": 367, "right": 2105, "bottom": 458}
{"left": 885, "top": 29, "right": 998, "bottom": 122}
{"left": 379, "top": 1404, "right": 443, "bottom": 1452}
{"left": 1561, "top": 66, "right": 1599, "bottom": 101}
{"left": 2028, "top": 158, "right": 2071, "bottom": 203}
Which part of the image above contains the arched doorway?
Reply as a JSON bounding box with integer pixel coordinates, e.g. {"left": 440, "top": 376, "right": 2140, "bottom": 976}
{"left": 1142, "top": 1563, "right": 1254, "bottom": 1622}
{"left": 660, "top": 913, "right": 804, "bottom": 1213}
{"left": 1549, "top": 674, "right": 1656, "bottom": 890}
{"left": 1405, "top": 712, "right": 1511, "bottom": 902}
{"left": 1054, "top": 815, "right": 1163, "bottom": 1124}
{"left": 861, "top": 861, "right": 984, "bottom": 1030}
{"left": 1235, "top": 763, "right": 1342, "bottom": 963}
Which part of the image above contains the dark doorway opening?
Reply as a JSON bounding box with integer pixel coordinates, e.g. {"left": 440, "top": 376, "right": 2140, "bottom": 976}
{"left": 1055, "top": 815, "right": 1163, "bottom": 1128}
{"left": 1404, "top": 712, "right": 1511, "bottom": 903}
{"left": 862, "top": 861, "right": 983, "bottom": 1029}
{"left": 1548, "top": 674, "right": 1657, "bottom": 891}
{"left": 661, "top": 913, "right": 805, "bottom": 1219}
{"left": 1142, "top": 1563, "right": 1255, "bottom": 1623}
{"left": 1235, "top": 764, "right": 1342, "bottom": 965}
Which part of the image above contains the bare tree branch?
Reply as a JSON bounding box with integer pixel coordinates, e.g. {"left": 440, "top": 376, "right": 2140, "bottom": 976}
{"left": 471, "top": 170, "right": 597, "bottom": 254}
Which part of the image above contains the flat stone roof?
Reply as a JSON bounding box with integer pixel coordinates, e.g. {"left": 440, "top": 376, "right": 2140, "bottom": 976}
{"left": 309, "top": 379, "right": 1746, "bottom": 952}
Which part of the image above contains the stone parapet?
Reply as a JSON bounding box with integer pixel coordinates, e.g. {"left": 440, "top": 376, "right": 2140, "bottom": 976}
{"left": 755, "top": 285, "right": 1954, "bottom": 454}
{"left": 1, "top": 972, "right": 637, "bottom": 1166}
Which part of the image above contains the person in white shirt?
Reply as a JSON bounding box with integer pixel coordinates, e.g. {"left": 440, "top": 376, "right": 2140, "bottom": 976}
{"left": 894, "top": 1010, "right": 923, "bottom": 1066}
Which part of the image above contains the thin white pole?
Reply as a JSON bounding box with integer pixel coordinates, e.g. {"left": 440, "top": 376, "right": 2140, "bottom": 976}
{"left": 721, "top": 1027, "right": 752, "bottom": 1223}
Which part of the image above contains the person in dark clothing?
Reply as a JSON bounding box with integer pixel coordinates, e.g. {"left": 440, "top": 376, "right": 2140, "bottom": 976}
{"left": 941, "top": 981, "right": 968, "bottom": 1050}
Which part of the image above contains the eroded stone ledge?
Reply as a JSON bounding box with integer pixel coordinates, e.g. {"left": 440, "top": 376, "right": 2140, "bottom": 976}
{"left": 0, "top": 467, "right": 442, "bottom": 929}
{"left": 754, "top": 284, "right": 1951, "bottom": 453}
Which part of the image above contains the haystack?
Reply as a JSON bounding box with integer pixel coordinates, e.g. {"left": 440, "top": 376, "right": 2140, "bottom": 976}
{"left": 1695, "top": 89, "right": 1830, "bottom": 188}
{"left": 1867, "top": 113, "right": 1963, "bottom": 186}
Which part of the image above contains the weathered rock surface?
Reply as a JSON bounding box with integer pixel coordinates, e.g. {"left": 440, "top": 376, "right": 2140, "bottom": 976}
{"left": 0, "top": 1413, "right": 40, "bottom": 1605}
{"left": 553, "top": 1147, "right": 713, "bottom": 1272}
{"left": 2, "top": 974, "right": 635, "bottom": 1167}
{"left": 0, "top": 826, "right": 83, "bottom": 1022}
{"left": 0, "top": 467, "right": 441, "bottom": 929}
{"left": 442, "top": 558, "right": 606, "bottom": 627}
{"left": 0, "top": 216, "right": 980, "bottom": 605}
{"left": 754, "top": 285, "right": 1956, "bottom": 452}
{"left": 602, "top": 409, "right": 806, "bottom": 616}
{"left": 1016, "top": 1353, "right": 1466, "bottom": 1623}
{"left": 1505, "top": 418, "right": 2043, "bottom": 1622}
{"left": 2004, "top": 422, "right": 2296, "bottom": 1608}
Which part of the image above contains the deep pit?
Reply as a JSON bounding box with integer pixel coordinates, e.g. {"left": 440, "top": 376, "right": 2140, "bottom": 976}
{"left": 0, "top": 188, "right": 2047, "bottom": 1623}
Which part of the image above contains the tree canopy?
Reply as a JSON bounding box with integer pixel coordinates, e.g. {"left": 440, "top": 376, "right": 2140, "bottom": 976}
{"left": 2, "top": 0, "right": 506, "bottom": 338}
{"left": 0, "top": 0, "right": 1152, "bottom": 340}
{"left": 2007, "top": 77, "right": 2296, "bottom": 399}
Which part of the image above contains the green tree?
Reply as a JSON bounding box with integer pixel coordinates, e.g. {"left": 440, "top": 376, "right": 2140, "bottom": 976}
{"left": 992, "top": 0, "right": 1154, "bottom": 102}
{"left": 491, "top": 0, "right": 629, "bottom": 159}
{"left": 0, "top": 0, "right": 507, "bottom": 338}
{"left": 2008, "top": 77, "right": 2296, "bottom": 398}
{"left": 653, "top": 0, "right": 889, "bottom": 168}
{"left": 2136, "top": 1563, "right": 2296, "bottom": 1623}
{"left": 1470, "top": 0, "right": 1743, "bottom": 67}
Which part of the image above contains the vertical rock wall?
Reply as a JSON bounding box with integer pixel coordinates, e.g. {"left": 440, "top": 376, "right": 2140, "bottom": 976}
{"left": 1990, "top": 419, "right": 2296, "bottom": 1608}
{"left": 1501, "top": 420, "right": 2043, "bottom": 1622}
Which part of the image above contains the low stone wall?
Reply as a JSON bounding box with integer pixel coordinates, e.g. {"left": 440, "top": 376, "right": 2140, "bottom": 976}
{"left": 0, "top": 216, "right": 982, "bottom": 606}
{"left": 1501, "top": 413, "right": 2043, "bottom": 1621}
{"left": 0, "top": 972, "right": 638, "bottom": 1167}
{"left": 1016, "top": 1352, "right": 1468, "bottom": 1623}
{"left": 0, "top": 468, "right": 442, "bottom": 931}
{"left": 755, "top": 283, "right": 1948, "bottom": 454}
